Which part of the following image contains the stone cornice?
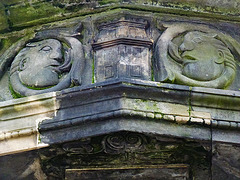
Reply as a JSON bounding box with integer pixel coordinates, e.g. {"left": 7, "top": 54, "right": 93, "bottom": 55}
{"left": 0, "top": 92, "right": 58, "bottom": 155}
{"left": 39, "top": 79, "right": 240, "bottom": 144}
{"left": 1, "top": 79, "right": 240, "bottom": 156}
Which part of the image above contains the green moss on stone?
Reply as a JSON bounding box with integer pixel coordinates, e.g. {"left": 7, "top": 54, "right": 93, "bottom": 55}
{"left": 9, "top": 81, "right": 24, "bottom": 98}
{"left": 98, "top": 0, "right": 120, "bottom": 6}
{"left": 0, "top": 3, "right": 9, "bottom": 32}
{"left": 1, "top": 0, "right": 24, "bottom": 6}
{"left": 8, "top": 2, "right": 64, "bottom": 28}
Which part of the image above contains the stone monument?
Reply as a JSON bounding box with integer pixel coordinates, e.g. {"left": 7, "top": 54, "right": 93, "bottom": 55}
{"left": 0, "top": 1, "right": 240, "bottom": 180}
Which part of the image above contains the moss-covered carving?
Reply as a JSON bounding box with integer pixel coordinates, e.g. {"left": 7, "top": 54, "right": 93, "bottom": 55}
{"left": 154, "top": 23, "right": 240, "bottom": 89}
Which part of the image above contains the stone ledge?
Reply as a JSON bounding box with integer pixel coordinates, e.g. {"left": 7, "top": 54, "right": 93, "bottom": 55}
{"left": 0, "top": 128, "right": 35, "bottom": 141}
{"left": 0, "top": 92, "right": 58, "bottom": 156}
{"left": 0, "top": 132, "right": 48, "bottom": 156}
{"left": 1, "top": 79, "right": 240, "bottom": 156}
{"left": 38, "top": 79, "right": 240, "bottom": 145}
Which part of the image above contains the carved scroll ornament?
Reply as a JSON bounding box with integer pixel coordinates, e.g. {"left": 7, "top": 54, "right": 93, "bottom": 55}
{"left": 155, "top": 23, "right": 240, "bottom": 89}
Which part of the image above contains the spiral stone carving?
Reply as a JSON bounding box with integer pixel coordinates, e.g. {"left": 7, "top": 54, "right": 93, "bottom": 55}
{"left": 102, "top": 132, "right": 147, "bottom": 154}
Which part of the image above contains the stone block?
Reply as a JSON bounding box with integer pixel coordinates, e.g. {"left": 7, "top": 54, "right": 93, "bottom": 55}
{"left": 175, "top": 116, "right": 189, "bottom": 124}
{"left": 0, "top": 133, "right": 39, "bottom": 156}
{"left": 0, "top": 92, "right": 57, "bottom": 155}
{"left": 212, "top": 128, "right": 240, "bottom": 144}
{"left": 163, "top": 115, "right": 175, "bottom": 121}
{"left": 190, "top": 118, "right": 203, "bottom": 124}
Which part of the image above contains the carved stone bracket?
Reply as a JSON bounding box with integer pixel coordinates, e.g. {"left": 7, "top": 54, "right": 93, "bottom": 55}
{"left": 102, "top": 132, "right": 147, "bottom": 154}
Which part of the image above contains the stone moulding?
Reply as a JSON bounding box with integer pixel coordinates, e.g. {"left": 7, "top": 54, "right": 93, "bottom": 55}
{"left": 92, "top": 38, "right": 153, "bottom": 50}
{"left": 0, "top": 128, "right": 36, "bottom": 141}
{"left": 38, "top": 79, "right": 240, "bottom": 145}
{"left": 65, "top": 164, "right": 189, "bottom": 179}
{"left": 1, "top": 80, "right": 240, "bottom": 155}
{"left": 0, "top": 92, "right": 59, "bottom": 155}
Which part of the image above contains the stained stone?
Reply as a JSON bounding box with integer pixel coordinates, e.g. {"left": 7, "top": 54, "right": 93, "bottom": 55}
{"left": 93, "top": 18, "right": 152, "bottom": 82}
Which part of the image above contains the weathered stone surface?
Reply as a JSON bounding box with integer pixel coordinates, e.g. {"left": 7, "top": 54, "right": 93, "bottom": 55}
{"left": 0, "top": 3, "right": 8, "bottom": 32}
{"left": 212, "top": 142, "right": 240, "bottom": 180}
{"left": 39, "top": 80, "right": 213, "bottom": 144}
{"left": 0, "top": 150, "right": 47, "bottom": 180}
{"left": 0, "top": 0, "right": 239, "bottom": 34}
{"left": 154, "top": 23, "right": 240, "bottom": 89}
{"left": 0, "top": 1, "right": 240, "bottom": 179}
{"left": 1, "top": 78, "right": 239, "bottom": 157}
{"left": 65, "top": 165, "right": 189, "bottom": 180}
{"left": 1, "top": 9, "right": 240, "bottom": 101}
{"left": 191, "top": 86, "right": 240, "bottom": 127}
{"left": 93, "top": 18, "right": 153, "bottom": 82}
{"left": 7, "top": 2, "right": 64, "bottom": 28}
{"left": 39, "top": 132, "right": 210, "bottom": 179}
{"left": 1, "top": 26, "right": 85, "bottom": 97}
{"left": 0, "top": 92, "right": 58, "bottom": 155}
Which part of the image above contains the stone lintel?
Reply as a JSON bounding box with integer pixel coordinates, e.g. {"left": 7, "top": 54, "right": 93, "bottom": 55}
{"left": 65, "top": 164, "right": 189, "bottom": 180}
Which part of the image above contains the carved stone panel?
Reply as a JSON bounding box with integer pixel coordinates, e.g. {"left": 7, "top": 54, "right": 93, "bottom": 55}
{"left": 4, "top": 26, "right": 86, "bottom": 97}
{"left": 154, "top": 23, "right": 240, "bottom": 89}
{"left": 1, "top": 14, "right": 240, "bottom": 98}
{"left": 92, "top": 18, "right": 153, "bottom": 82}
